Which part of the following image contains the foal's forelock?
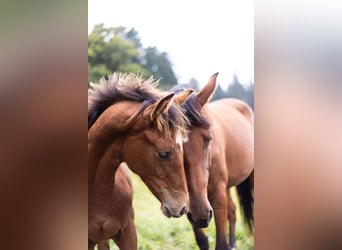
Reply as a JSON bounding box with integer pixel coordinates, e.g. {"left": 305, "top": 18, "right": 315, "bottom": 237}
{"left": 124, "top": 100, "right": 189, "bottom": 142}
{"left": 153, "top": 103, "right": 189, "bottom": 141}
{"left": 176, "top": 131, "right": 188, "bottom": 152}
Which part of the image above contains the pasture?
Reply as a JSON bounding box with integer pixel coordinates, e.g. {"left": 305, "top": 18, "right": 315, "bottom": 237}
{"left": 105, "top": 173, "right": 254, "bottom": 250}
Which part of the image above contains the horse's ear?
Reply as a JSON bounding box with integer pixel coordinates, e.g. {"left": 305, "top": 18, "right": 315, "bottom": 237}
{"left": 196, "top": 72, "right": 218, "bottom": 107}
{"left": 150, "top": 93, "right": 175, "bottom": 121}
{"left": 173, "top": 89, "right": 193, "bottom": 105}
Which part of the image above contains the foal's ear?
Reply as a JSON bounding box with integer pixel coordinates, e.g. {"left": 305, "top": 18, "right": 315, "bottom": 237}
{"left": 173, "top": 89, "right": 193, "bottom": 105}
{"left": 197, "top": 72, "right": 218, "bottom": 107}
{"left": 150, "top": 93, "right": 175, "bottom": 121}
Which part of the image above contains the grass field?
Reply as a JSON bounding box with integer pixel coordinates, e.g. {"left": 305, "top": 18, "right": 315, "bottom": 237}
{"left": 106, "top": 172, "right": 254, "bottom": 250}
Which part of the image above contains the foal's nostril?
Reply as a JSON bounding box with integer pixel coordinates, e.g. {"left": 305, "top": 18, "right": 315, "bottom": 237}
{"left": 164, "top": 206, "right": 172, "bottom": 218}
{"left": 179, "top": 206, "right": 186, "bottom": 216}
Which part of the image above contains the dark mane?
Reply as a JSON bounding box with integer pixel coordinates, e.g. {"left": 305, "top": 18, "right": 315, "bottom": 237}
{"left": 170, "top": 85, "right": 210, "bottom": 128}
{"left": 88, "top": 73, "right": 189, "bottom": 139}
{"left": 88, "top": 73, "right": 159, "bottom": 129}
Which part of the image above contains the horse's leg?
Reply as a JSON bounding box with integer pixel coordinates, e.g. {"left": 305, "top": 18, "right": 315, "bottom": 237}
{"left": 88, "top": 239, "right": 95, "bottom": 250}
{"left": 97, "top": 240, "right": 110, "bottom": 250}
{"left": 211, "top": 184, "right": 229, "bottom": 250}
{"left": 227, "top": 190, "right": 237, "bottom": 250}
{"left": 113, "top": 208, "right": 137, "bottom": 250}
{"left": 193, "top": 226, "right": 209, "bottom": 250}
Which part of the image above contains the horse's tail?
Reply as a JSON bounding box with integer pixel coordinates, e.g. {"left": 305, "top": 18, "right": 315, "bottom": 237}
{"left": 236, "top": 170, "right": 254, "bottom": 233}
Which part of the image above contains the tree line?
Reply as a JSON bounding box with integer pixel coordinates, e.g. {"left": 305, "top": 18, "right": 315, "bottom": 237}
{"left": 211, "top": 75, "right": 254, "bottom": 110}
{"left": 88, "top": 23, "right": 178, "bottom": 90}
{"left": 88, "top": 24, "right": 253, "bottom": 108}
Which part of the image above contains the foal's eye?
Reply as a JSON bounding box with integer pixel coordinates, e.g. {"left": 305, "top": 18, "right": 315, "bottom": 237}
{"left": 157, "top": 151, "right": 171, "bottom": 160}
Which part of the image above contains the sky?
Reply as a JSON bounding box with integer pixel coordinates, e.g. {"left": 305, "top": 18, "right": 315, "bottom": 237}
{"left": 88, "top": 0, "right": 254, "bottom": 88}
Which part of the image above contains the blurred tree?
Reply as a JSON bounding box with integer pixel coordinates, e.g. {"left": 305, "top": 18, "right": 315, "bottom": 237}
{"left": 141, "top": 47, "right": 178, "bottom": 90}
{"left": 88, "top": 24, "right": 148, "bottom": 82}
{"left": 212, "top": 84, "right": 228, "bottom": 101}
{"left": 125, "top": 28, "right": 143, "bottom": 49}
{"left": 88, "top": 24, "right": 178, "bottom": 90}
{"left": 88, "top": 63, "right": 111, "bottom": 84}
{"left": 210, "top": 75, "right": 254, "bottom": 110}
{"left": 226, "top": 75, "right": 254, "bottom": 110}
{"left": 187, "top": 78, "right": 200, "bottom": 91}
{"left": 226, "top": 74, "right": 246, "bottom": 100}
{"left": 245, "top": 82, "right": 254, "bottom": 110}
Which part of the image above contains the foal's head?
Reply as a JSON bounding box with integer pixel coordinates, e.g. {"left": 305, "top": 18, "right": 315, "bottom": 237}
{"left": 89, "top": 73, "right": 192, "bottom": 218}
{"left": 122, "top": 91, "right": 193, "bottom": 218}
{"left": 171, "top": 73, "right": 218, "bottom": 227}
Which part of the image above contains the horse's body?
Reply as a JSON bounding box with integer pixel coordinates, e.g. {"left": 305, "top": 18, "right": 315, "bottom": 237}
{"left": 206, "top": 98, "right": 254, "bottom": 187}
{"left": 88, "top": 73, "right": 191, "bottom": 250}
{"left": 88, "top": 163, "right": 135, "bottom": 249}
{"left": 204, "top": 98, "right": 254, "bottom": 250}
{"left": 173, "top": 74, "right": 254, "bottom": 250}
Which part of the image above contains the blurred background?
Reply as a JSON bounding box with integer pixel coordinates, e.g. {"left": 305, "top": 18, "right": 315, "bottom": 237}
{"left": 88, "top": 0, "right": 254, "bottom": 108}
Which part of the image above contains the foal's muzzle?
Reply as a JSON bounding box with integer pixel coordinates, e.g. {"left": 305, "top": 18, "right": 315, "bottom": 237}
{"left": 162, "top": 205, "right": 188, "bottom": 218}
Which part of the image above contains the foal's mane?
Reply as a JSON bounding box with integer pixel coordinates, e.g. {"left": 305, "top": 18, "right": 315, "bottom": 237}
{"left": 170, "top": 85, "right": 210, "bottom": 128}
{"left": 88, "top": 73, "right": 189, "bottom": 139}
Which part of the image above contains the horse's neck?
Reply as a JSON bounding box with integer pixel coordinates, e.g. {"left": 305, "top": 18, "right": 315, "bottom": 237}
{"left": 88, "top": 102, "right": 138, "bottom": 198}
{"left": 88, "top": 136, "right": 124, "bottom": 199}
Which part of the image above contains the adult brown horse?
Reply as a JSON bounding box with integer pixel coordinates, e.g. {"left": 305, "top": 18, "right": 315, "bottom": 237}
{"left": 88, "top": 73, "right": 192, "bottom": 250}
{"left": 171, "top": 73, "right": 254, "bottom": 250}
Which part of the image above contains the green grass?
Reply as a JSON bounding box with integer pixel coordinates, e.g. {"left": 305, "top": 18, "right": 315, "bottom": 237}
{"left": 108, "top": 173, "right": 254, "bottom": 250}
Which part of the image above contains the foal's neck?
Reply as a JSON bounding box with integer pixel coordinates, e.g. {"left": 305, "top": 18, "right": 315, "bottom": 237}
{"left": 88, "top": 102, "right": 138, "bottom": 198}
{"left": 88, "top": 137, "right": 123, "bottom": 198}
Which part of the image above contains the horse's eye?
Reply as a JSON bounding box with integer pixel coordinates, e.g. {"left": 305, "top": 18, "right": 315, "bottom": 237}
{"left": 158, "top": 151, "right": 171, "bottom": 160}
{"left": 206, "top": 136, "right": 213, "bottom": 142}
{"left": 204, "top": 136, "right": 212, "bottom": 146}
